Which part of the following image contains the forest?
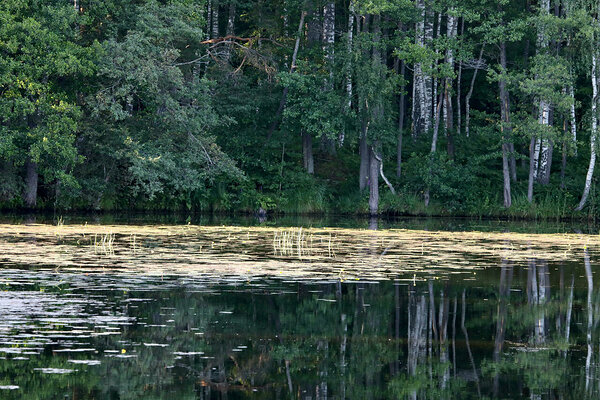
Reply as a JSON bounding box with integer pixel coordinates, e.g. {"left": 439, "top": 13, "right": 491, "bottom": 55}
{"left": 2, "top": 0, "right": 600, "bottom": 218}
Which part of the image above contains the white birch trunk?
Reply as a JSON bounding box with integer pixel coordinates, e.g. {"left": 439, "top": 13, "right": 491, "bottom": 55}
{"left": 211, "top": 0, "right": 219, "bottom": 39}
{"left": 413, "top": 0, "right": 428, "bottom": 136}
{"left": 576, "top": 45, "right": 599, "bottom": 210}
{"left": 226, "top": 2, "right": 235, "bottom": 36}
{"left": 207, "top": 0, "right": 212, "bottom": 38}
{"left": 346, "top": 2, "right": 354, "bottom": 110}
{"left": 569, "top": 85, "right": 577, "bottom": 152}
{"left": 535, "top": 0, "right": 553, "bottom": 186}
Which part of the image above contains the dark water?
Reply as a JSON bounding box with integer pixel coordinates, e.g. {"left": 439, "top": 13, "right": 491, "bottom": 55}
{"left": 0, "top": 219, "right": 599, "bottom": 399}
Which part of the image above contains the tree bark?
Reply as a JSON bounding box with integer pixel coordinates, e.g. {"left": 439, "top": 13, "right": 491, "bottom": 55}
{"left": 444, "top": 10, "right": 458, "bottom": 138}
{"left": 398, "top": 59, "right": 406, "bottom": 177}
{"left": 359, "top": 125, "right": 369, "bottom": 191}
{"left": 24, "top": 160, "right": 38, "bottom": 208}
{"left": 211, "top": 0, "right": 219, "bottom": 39}
{"left": 323, "top": 2, "right": 335, "bottom": 87}
{"left": 456, "top": 18, "right": 464, "bottom": 135}
{"left": 536, "top": 0, "right": 553, "bottom": 187}
{"left": 302, "top": 131, "right": 314, "bottom": 174}
{"left": 412, "top": 0, "right": 432, "bottom": 136}
{"left": 576, "top": 42, "right": 598, "bottom": 211}
{"left": 569, "top": 85, "right": 577, "bottom": 154}
{"left": 465, "top": 45, "right": 485, "bottom": 137}
{"left": 369, "top": 145, "right": 380, "bottom": 215}
{"left": 499, "top": 40, "right": 512, "bottom": 208}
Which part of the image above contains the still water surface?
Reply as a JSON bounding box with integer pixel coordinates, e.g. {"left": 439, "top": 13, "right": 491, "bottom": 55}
{"left": 0, "top": 218, "right": 599, "bottom": 399}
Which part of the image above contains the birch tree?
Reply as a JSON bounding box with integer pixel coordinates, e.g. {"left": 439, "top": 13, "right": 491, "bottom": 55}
{"left": 576, "top": 4, "right": 600, "bottom": 210}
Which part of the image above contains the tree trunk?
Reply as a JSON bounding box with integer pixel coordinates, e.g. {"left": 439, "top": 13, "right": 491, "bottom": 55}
{"left": 456, "top": 18, "right": 464, "bottom": 135}
{"left": 369, "top": 145, "right": 380, "bottom": 215}
{"left": 412, "top": 0, "right": 432, "bottom": 136}
{"left": 398, "top": 59, "right": 406, "bottom": 177}
{"left": 323, "top": 2, "right": 335, "bottom": 87}
{"left": 509, "top": 142, "right": 517, "bottom": 182}
{"left": 322, "top": 1, "right": 336, "bottom": 152}
{"left": 465, "top": 45, "right": 485, "bottom": 137}
{"left": 302, "top": 132, "right": 314, "bottom": 174}
{"left": 536, "top": 0, "right": 553, "bottom": 187}
{"left": 267, "top": 11, "right": 306, "bottom": 138}
{"left": 538, "top": 138, "right": 553, "bottom": 185}
{"left": 341, "top": 4, "right": 355, "bottom": 147}
{"left": 576, "top": 45, "right": 598, "bottom": 211}
{"left": 444, "top": 10, "right": 457, "bottom": 139}
{"left": 211, "top": 0, "right": 219, "bottom": 39}
{"left": 359, "top": 126, "right": 369, "bottom": 191}
{"left": 560, "top": 134, "right": 567, "bottom": 189}
{"left": 528, "top": 137, "right": 538, "bottom": 202}
{"left": 569, "top": 85, "right": 577, "bottom": 155}
{"left": 24, "top": 160, "right": 38, "bottom": 208}
{"left": 207, "top": 1, "right": 212, "bottom": 38}
{"left": 226, "top": 2, "right": 235, "bottom": 36}
{"left": 225, "top": 2, "right": 236, "bottom": 59}
{"left": 499, "top": 40, "right": 512, "bottom": 208}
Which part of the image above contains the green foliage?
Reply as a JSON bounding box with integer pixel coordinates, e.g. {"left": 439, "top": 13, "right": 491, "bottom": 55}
{"left": 1, "top": 0, "right": 600, "bottom": 219}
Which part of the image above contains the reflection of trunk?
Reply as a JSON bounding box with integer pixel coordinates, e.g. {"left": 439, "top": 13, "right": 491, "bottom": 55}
{"left": 438, "top": 288, "right": 450, "bottom": 389}
{"left": 528, "top": 259, "right": 549, "bottom": 345}
{"left": 408, "top": 289, "right": 428, "bottom": 378}
{"left": 394, "top": 284, "right": 401, "bottom": 374}
{"left": 24, "top": 160, "right": 38, "bottom": 208}
{"left": 461, "top": 290, "right": 481, "bottom": 397}
{"left": 302, "top": 132, "right": 314, "bottom": 174}
{"left": 429, "top": 281, "right": 439, "bottom": 349}
{"left": 340, "top": 313, "right": 347, "bottom": 399}
{"left": 493, "top": 260, "right": 513, "bottom": 397}
{"left": 536, "top": 261, "right": 549, "bottom": 344}
{"left": 452, "top": 296, "right": 457, "bottom": 377}
{"left": 564, "top": 274, "right": 574, "bottom": 356}
{"left": 585, "top": 250, "right": 594, "bottom": 392}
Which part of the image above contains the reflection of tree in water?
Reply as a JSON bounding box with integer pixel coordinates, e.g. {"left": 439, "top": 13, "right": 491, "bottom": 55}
{"left": 6, "top": 252, "right": 600, "bottom": 399}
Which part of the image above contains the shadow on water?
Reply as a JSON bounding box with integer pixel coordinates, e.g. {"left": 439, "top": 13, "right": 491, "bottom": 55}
{"left": 0, "top": 220, "right": 600, "bottom": 398}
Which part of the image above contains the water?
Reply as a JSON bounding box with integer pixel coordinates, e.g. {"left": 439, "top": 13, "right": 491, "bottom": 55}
{"left": 0, "top": 219, "right": 599, "bottom": 399}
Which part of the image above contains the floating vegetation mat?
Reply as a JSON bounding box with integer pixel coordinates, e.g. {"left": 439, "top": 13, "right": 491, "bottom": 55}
{"left": 0, "top": 223, "right": 596, "bottom": 280}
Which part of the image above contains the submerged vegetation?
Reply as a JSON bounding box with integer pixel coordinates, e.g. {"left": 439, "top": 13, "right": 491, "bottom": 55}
{"left": 1, "top": 222, "right": 598, "bottom": 279}
{"left": 4, "top": 0, "right": 600, "bottom": 219}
